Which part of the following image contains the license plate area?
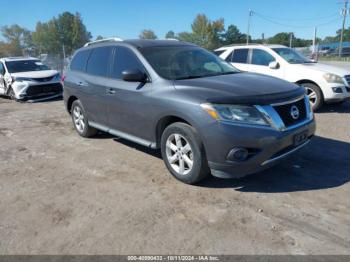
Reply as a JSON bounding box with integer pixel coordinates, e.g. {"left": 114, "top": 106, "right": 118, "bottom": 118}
{"left": 294, "top": 131, "right": 308, "bottom": 146}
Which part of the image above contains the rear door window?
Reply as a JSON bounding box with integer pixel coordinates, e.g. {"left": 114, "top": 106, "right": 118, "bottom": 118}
{"left": 86, "top": 46, "right": 114, "bottom": 77}
{"left": 111, "top": 46, "right": 145, "bottom": 79}
{"left": 70, "top": 50, "right": 91, "bottom": 72}
{"left": 231, "top": 49, "right": 249, "bottom": 63}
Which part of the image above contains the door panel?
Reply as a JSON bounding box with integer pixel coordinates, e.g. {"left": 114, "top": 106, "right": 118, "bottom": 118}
{"left": 105, "top": 46, "right": 153, "bottom": 140}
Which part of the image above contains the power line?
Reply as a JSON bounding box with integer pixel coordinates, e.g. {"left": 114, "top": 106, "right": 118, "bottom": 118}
{"left": 253, "top": 11, "right": 341, "bottom": 29}
{"left": 252, "top": 11, "right": 339, "bottom": 22}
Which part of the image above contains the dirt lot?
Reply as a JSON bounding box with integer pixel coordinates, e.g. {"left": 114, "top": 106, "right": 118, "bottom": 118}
{"left": 0, "top": 97, "right": 349, "bottom": 255}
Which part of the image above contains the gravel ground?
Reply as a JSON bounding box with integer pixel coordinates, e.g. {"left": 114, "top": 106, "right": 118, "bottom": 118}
{"left": 0, "top": 97, "right": 349, "bottom": 255}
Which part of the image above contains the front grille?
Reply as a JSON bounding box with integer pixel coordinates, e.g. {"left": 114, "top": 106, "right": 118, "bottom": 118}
{"left": 273, "top": 98, "right": 307, "bottom": 127}
{"left": 345, "top": 75, "right": 350, "bottom": 86}
{"left": 26, "top": 83, "right": 63, "bottom": 96}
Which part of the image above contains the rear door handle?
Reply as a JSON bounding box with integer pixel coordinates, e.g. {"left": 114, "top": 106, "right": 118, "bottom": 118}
{"left": 107, "top": 88, "right": 116, "bottom": 95}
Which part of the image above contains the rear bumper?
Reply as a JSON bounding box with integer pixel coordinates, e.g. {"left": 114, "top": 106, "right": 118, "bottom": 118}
{"left": 203, "top": 119, "right": 316, "bottom": 179}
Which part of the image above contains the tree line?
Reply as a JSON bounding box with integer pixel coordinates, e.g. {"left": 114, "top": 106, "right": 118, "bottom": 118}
{"left": 1, "top": 12, "right": 349, "bottom": 58}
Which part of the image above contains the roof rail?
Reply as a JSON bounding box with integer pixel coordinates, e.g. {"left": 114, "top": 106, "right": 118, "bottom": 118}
{"left": 164, "top": 38, "right": 179, "bottom": 41}
{"left": 222, "top": 43, "right": 264, "bottom": 48}
{"left": 84, "top": 37, "right": 123, "bottom": 47}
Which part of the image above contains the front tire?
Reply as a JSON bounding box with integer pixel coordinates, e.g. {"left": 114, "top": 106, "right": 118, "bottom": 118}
{"left": 302, "top": 83, "right": 323, "bottom": 111}
{"left": 7, "top": 87, "right": 16, "bottom": 101}
{"left": 161, "top": 122, "right": 210, "bottom": 184}
{"left": 71, "top": 100, "right": 97, "bottom": 138}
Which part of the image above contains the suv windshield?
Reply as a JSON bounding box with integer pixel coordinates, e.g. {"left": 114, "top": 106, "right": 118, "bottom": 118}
{"left": 272, "top": 48, "right": 312, "bottom": 64}
{"left": 5, "top": 60, "right": 50, "bottom": 73}
{"left": 141, "top": 46, "right": 239, "bottom": 80}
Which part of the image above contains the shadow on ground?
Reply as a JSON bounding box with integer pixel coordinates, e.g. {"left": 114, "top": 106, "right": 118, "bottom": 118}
{"left": 317, "top": 100, "right": 350, "bottom": 114}
{"left": 101, "top": 132, "right": 350, "bottom": 193}
{"left": 197, "top": 135, "right": 350, "bottom": 193}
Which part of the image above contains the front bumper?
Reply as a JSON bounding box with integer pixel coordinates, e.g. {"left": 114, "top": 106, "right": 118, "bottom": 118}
{"left": 322, "top": 82, "right": 350, "bottom": 102}
{"left": 12, "top": 81, "right": 63, "bottom": 100}
{"left": 202, "top": 118, "right": 316, "bottom": 179}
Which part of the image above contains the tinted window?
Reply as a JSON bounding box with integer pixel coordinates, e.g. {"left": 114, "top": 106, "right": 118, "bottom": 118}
{"left": 232, "top": 49, "right": 248, "bottom": 63}
{"left": 225, "top": 51, "right": 233, "bottom": 62}
{"left": 70, "top": 50, "right": 90, "bottom": 71}
{"left": 213, "top": 50, "right": 225, "bottom": 56}
{"left": 251, "top": 49, "right": 275, "bottom": 66}
{"left": 112, "top": 46, "right": 145, "bottom": 79}
{"left": 86, "top": 47, "right": 113, "bottom": 77}
{"left": 0, "top": 63, "right": 5, "bottom": 75}
{"left": 5, "top": 60, "right": 49, "bottom": 73}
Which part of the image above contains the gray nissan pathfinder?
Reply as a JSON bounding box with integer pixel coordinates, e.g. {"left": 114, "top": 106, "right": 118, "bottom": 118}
{"left": 63, "top": 39, "right": 315, "bottom": 184}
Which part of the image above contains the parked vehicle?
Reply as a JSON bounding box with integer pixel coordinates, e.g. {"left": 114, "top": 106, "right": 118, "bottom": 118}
{"left": 64, "top": 39, "right": 315, "bottom": 184}
{"left": 215, "top": 44, "right": 350, "bottom": 110}
{"left": 329, "top": 47, "right": 350, "bottom": 57}
{"left": 0, "top": 57, "right": 63, "bottom": 101}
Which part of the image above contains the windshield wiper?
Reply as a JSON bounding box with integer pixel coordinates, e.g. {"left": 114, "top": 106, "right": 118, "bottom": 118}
{"left": 175, "top": 75, "right": 204, "bottom": 80}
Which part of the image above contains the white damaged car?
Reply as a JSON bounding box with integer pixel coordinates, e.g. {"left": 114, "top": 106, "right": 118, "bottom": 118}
{"left": 0, "top": 57, "right": 63, "bottom": 101}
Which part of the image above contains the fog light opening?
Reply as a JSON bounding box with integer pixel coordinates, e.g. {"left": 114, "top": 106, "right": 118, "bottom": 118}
{"left": 332, "top": 87, "right": 343, "bottom": 94}
{"left": 228, "top": 147, "right": 249, "bottom": 162}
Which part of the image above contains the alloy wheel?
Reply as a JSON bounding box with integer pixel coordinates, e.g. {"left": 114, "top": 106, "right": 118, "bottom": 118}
{"left": 306, "top": 87, "right": 317, "bottom": 107}
{"left": 165, "top": 133, "right": 193, "bottom": 176}
{"left": 73, "top": 106, "right": 85, "bottom": 133}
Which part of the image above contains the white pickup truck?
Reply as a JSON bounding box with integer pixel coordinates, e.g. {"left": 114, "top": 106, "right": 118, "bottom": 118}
{"left": 215, "top": 44, "right": 350, "bottom": 110}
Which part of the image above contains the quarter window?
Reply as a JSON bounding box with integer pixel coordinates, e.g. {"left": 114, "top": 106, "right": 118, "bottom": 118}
{"left": 86, "top": 47, "right": 113, "bottom": 77}
{"left": 70, "top": 50, "right": 91, "bottom": 72}
{"left": 251, "top": 49, "right": 275, "bottom": 66}
{"left": 112, "top": 46, "right": 145, "bottom": 79}
{"left": 0, "top": 63, "right": 5, "bottom": 75}
{"left": 231, "top": 49, "right": 249, "bottom": 63}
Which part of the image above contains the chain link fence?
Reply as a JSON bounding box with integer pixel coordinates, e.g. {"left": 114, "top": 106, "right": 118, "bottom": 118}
{"left": 38, "top": 53, "right": 71, "bottom": 75}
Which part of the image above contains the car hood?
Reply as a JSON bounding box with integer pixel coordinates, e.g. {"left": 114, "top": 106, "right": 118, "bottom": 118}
{"left": 173, "top": 72, "right": 305, "bottom": 105}
{"left": 10, "top": 70, "right": 58, "bottom": 78}
{"left": 291, "top": 62, "right": 350, "bottom": 76}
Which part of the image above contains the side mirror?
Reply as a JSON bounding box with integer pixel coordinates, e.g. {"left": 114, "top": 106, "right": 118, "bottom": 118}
{"left": 268, "top": 61, "right": 280, "bottom": 69}
{"left": 122, "top": 69, "right": 147, "bottom": 82}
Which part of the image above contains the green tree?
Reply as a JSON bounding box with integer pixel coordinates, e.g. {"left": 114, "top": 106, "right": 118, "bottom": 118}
{"left": 139, "top": 29, "right": 157, "bottom": 39}
{"left": 32, "top": 12, "right": 91, "bottom": 57}
{"left": 165, "top": 30, "right": 175, "bottom": 39}
{"left": 1, "top": 24, "right": 33, "bottom": 55}
{"left": 176, "top": 14, "right": 224, "bottom": 50}
{"left": 95, "top": 35, "right": 104, "bottom": 40}
{"left": 222, "top": 24, "right": 246, "bottom": 45}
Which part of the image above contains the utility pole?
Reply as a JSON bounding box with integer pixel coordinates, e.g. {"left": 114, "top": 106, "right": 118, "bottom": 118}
{"left": 339, "top": 0, "right": 349, "bottom": 57}
{"left": 313, "top": 27, "right": 318, "bottom": 61}
{"left": 246, "top": 9, "right": 253, "bottom": 45}
{"left": 289, "top": 33, "right": 294, "bottom": 48}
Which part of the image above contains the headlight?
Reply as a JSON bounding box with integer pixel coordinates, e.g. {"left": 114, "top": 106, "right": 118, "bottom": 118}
{"left": 53, "top": 73, "right": 61, "bottom": 81}
{"left": 13, "top": 76, "right": 33, "bottom": 82}
{"left": 201, "top": 103, "right": 269, "bottom": 126}
{"left": 323, "top": 73, "right": 345, "bottom": 84}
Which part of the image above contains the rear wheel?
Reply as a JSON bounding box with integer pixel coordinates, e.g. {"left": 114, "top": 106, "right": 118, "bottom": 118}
{"left": 302, "top": 83, "right": 323, "bottom": 111}
{"left": 161, "top": 122, "right": 210, "bottom": 184}
{"left": 71, "top": 100, "right": 97, "bottom": 137}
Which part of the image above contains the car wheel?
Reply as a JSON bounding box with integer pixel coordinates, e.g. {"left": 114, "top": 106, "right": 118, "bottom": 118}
{"left": 7, "top": 87, "right": 16, "bottom": 100}
{"left": 71, "top": 100, "right": 97, "bottom": 137}
{"left": 161, "top": 122, "right": 210, "bottom": 184}
{"left": 302, "top": 83, "right": 323, "bottom": 111}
